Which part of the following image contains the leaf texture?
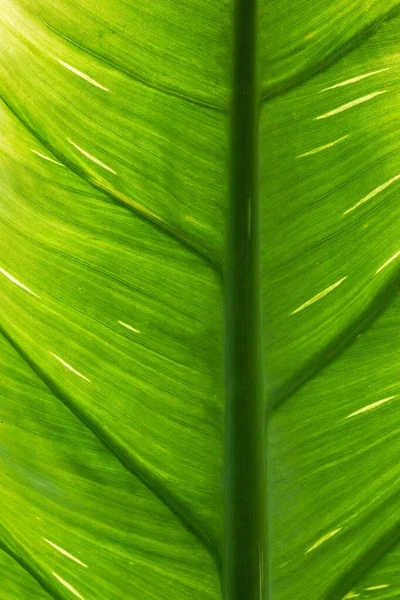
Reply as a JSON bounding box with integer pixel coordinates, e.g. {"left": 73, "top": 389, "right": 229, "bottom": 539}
{"left": 261, "top": 6, "right": 400, "bottom": 599}
{"left": 0, "top": 0, "right": 229, "bottom": 597}
{"left": 2, "top": 0, "right": 400, "bottom": 599}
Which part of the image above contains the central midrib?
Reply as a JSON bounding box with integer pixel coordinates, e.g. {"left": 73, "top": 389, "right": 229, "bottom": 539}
{"left": 224, "top": 0, "right": 266, "bottom": 599}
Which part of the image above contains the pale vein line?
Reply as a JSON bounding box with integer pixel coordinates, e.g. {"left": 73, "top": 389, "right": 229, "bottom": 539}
{"left": 344, "top": 174, "right": 400, "bottom": 215}
{"left": 343, "top": 593, "right": 360, "bottom": 599}
{"left": 376, "top": 251, "right": 400, "bottom": 274}
{"left": 52, "top": 573, "right": 85, "bottom": 600}
{"left": 297, "top": 135, "right": 348, "bottom": 158}
{"left": 306, "top": 528, "right": 341, "bottom": 554}
{"left": 49, "top": 352, "right": 91, "bottom": 383}
{"left": 291, "top": 277, "right": 347, "bottom": 315}
{"left": 365, "top": 585, "right": 390, "bottom": 591}
{"left": 118, "top": 320, "right": 140, "bottom": 334}
{"left": 43, "top": 538, "right": 88, "bottom": 568}
{"left": 30, "top": 150, "right": 64, "bottom": 167}
{"left": 315, "top": 91, "right": 386, "bottom": 120}
{"left": 56, "top": 59, "right": 109, "bottom": 92}
{"left": 67, "top": 139, "right": 116, "bottom": 174}
{"left": 346, "top": 396, "right": 397, "bottom": 418}
{"left": 0, "top": 267, "right": 40, "bottom": 298}
{"left": 321, "top": 68, "right": 392, "bottom": 92}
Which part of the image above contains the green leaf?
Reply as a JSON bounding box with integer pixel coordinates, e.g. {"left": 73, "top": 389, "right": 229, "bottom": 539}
{"left": 0, "top": 548, "right": 51, "bottom": 599}
{"left": 0, "top": 1, "right": 226, "bottom": 597}
{"left": 1, "top": 0, "right": 400, "bottom": 599}
{"left": 261, "top": 5, "right": 400, "bottom": 600}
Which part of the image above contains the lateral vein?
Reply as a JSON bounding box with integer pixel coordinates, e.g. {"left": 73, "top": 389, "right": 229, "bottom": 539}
{"left": 315, "top": 91, "right": 386, "bottom": 120}
{"left": 291, "top": 277, "right": 347, "bottom": 315}
{"left": 344, "top": 174, "right": 400, "bottom": 215}
{"left": 321, "top": 68, "right": 391, "bottom": 92}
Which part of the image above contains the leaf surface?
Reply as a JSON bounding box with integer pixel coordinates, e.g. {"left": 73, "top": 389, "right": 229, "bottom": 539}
{"left": 0, "top": 0, "right": 228, "bottom": 597}
{"left": 2, "top": 0, "right": 400, "bottom": 599}
{"left": 261, "top": 6, "right": 400, "bottom": 599}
